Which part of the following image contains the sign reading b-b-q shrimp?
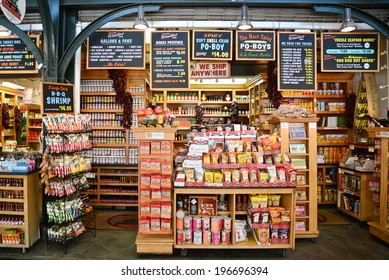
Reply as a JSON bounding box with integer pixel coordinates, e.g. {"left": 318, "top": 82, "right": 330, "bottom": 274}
{"left": 236, "top": 31, "right": 275, "bottom": 60}
{"left": 41, "top": 82, "right": 74, "bottom": 114}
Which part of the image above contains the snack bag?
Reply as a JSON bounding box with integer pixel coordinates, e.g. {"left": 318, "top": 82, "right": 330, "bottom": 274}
{"left": 232, "top": 169, "right": 240, "bottom": 182}
{"left": 203, "top": 153, "right": 211, "bottom": 164}
{"left": 267, "top": 166, "right": 278, "bottom": 182}
{"left": 214, "top": 171, "right": 224, "bottom": 183}
{"left": 222, "top": 169, "right": 232, "bottom": 183}
{"left": 195, "top": 168, "right": 204, "bottom": 182}
{"left": 237, "top": 153, "right": 247, "bottom": 164}
{"left": 211, "top": 151, "right": 221, "bottom": 164}
{"left": 228, "top": 152, "right": 237, "bottom": 164}
{"left": 204, "top": 170, "right": 214, "bottom": 183}
{"left": 249, "top": 169, "right": 258, "bottom": 182}
{"left": 253, "top": 152, "right": 264, "bottom": 164}
{"left": 221, "top": 152, "right": 229, "bottom": 164}
{"left": 240, "top": 168, "right": 249, "bottom": 182}
{"left": 185, "top": 168, "right": 195, "bottom": 182}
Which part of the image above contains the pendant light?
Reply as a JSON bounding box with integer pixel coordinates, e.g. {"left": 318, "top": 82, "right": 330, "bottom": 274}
{"left": 133, "top": 5, "right": 149, "bottom": 30}
{"left": 237, "top": 4, "right": 253, "bottom": 30}
{"left": 340, "top": 7, "right": 357, "bottom": 32}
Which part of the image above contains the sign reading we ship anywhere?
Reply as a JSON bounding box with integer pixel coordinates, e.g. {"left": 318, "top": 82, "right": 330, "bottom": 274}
{"left": 41, "top": 82, "right": 74, "bottom": 114}
{"left": 190, "top": 61, "right": 230, "bottom": 78}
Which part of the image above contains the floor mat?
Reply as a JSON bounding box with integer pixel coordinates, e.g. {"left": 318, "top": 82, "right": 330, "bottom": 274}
{"left": 95, "top": 211, "right": 138, "bottom": 230}
{"left": 318, "top": 209, "right": 352, "bottom": 225}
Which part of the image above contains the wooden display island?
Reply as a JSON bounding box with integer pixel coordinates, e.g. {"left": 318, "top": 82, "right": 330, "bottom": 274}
{"left": 133, "top": 127, "right": 177, "bottom": 255}
{"left": 173, "top": 187, "right": 295, "bottom": 257}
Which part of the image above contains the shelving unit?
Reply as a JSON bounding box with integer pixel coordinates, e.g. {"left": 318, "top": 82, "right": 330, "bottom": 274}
{"left": 268, "top": 117, "right": 319, "bottom": 239}
{"left": 80, "top": 69, "right": 148, "bottom": 207}
{"left": 41, "top": 114, "right": 95, "bottom": 254}
{"left": 366, "top": 128, "right": 389, "bottom": 244}
{"left": 317, "top": 164, "right": 338, "bottom": 205}
{"left": 26, "top": 104, "right": 42, "bottom": 150}
{"left": 0, "top": 172, "right": 40, "bottom": 253}
{"left": 133, "top": 127, "right": 177, "bottom": 255}
{"left": 0, "top": 86, "right": 22, "bottom": 148}
{"left": 173, "top": 187, "right": 295, "bottom": 257}
{"left": 337, "top": 167, "right": 375, "bottom": 221}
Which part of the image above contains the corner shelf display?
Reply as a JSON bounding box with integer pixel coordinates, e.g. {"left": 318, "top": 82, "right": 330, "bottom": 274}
{"left": 41, "top": 114, "right": 95, "bottom": 253}
{"left": 1, "top": 87, "right": 21, "bottom": 148}
{"left": 337, "top": 167, "right": 374, "bottom": 221}
{"left": 26, "top": 105, "right": 42, "bottom": 150}
{"left": 247, "top": 75, "right": 268, "bottom": 132}
{"left": 133, "top": 127, "right": 177, "bottom": 255}
{"left": 0, "top": 172, "right": 40, "bottom": 253}
{"left": 366, "top": 128, "right": 389, "bottom": 244}
{"left": 268, "top": 117, "right": 319, "bottom": 239}
{"left": 317, "top": 164, "right": 338, "bottom": 205}
{"left": 171, "top": 127, "right": 296, "bottom": 256}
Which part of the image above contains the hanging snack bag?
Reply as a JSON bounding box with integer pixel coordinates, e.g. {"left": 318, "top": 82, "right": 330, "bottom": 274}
{"left": 221, "top": 152, "right": 229, "bottom": 164}
{"left": 282, "top": 152, "right": 290, "bottom": 163}
{"left": 253, "top": 152, "right": 264, "bottom": 164}
{"left": 203, "top": 153, "right": 211, "bottom": 164}
{"left": 195, "top": 168, "right": 204, "bottom": 182}
{"left": 237, "top": 153, "right": 247, "bottom": 164}
{"left": 161, "top": 161, "right": 173, "bottom": 175}
{"left": 214, "top": 171, "right": 224, "bottom": 183}
{"left": 211, "top": 151, "right": 221, "bottom": 164}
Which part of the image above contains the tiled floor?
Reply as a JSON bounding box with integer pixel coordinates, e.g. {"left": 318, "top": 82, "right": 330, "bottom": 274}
{"left": 1, "top": 209, "right": 388, "bottom": 260}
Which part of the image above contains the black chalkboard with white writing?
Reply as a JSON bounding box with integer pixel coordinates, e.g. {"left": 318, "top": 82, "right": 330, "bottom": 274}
{"left": 192, "top": 30, "right": 232, "bottom": 60}
{"left": 41, "top": 82, "right": 74, "bottom": 114}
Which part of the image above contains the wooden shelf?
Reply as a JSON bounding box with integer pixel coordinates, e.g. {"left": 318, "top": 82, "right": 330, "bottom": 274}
{"left": 318, "top": 201, "right": 337, "bottom": 205}
{"left": 167, "top": 101, "right": 199, "bottom": 104}
{"left": 99, "top": 192, "right": 138, "bottom": 196}
{"left": 316, "top": 95, "right": 346, "bottom": 99}
{"left": 99, "top": 183, "right": 138, "bottom": 186}
{"left": 92, "top": 143, "right": 126, "bottom": 148}
{"left": 317, "top": 127, "right": 349, "bottom": 131}
{"left": 282, "top": 95, "right": 314, "bottom": 99}
{"left": 81, "top": 109, "right": 123, "bottom": 113}
{"left": 80, "top": 91, "right": 117, "bottom": 96}
{"left": 316, "top": 111, "right": 346, "bottom": 115}
{"left": 92, "top": 126, "right": 124, "bottom": 130}
{"left": 317, "top": 143, "right": 348, "bottom": 147}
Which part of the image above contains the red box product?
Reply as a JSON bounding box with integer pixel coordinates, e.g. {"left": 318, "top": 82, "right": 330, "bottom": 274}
{"left": 151, "top": 202, "right": 161, "bottom": 218}
{"left": 140, "top": 188, "right": 150, "bottom": 200}
{"left": 140, "top": 202, "right": 150, "bottom": 216}
{"left": 161, "top": 161, "right": 173, "bottom": 175}
{"left": 151, "top": 188, "right": 161, "bottom": 199}
{"left": 150, "top": 142, "right": 161, "bottom": 154}
{"left": 140, "top": 142, "right": 150, "bottom": 155}
{"left": 151, "top": 218, "right": 161, "bottom": 231}
{"left": 141, "top": 174, "right": 151, "bottom": 187}
{"left": 161, "top": 188, "right": 171, "bottom": 201}
{"left": 139, "top": 217, "right": 150, "bottom": 233}
{"left": 161, "top": 202, "right": 172, "bottom": 218}
{"left": 150, "top": 174, "right": 161, "bottom": 188}
{"left": 150, "top": 158, "right": 161, "bottom": 173}
{"left": 161, "top": 175, "right": 172, "bottom": 188}
{"left": 160, "top": 141, "right": 171, "bottom": 154}
{"left": 140, "top": 158, "right": 151, "bottom": 172}
{"left": 161, "top": 219, "right": 171, "bottom": 232}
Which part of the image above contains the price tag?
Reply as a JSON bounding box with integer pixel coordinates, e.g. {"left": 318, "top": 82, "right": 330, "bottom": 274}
{"left": 281, "top": 123, "right": 288, "bottom": 128}
{"left": 350, "top": 144, "right": 355, "bottom": 150}
{"left": 145, "top": 132, "right": 165, "bottom": 139}
{"left": 379, "top": 132, "right": 389, "bottom": 138}
{"left": 368, "top": 146, "right": 375, "bottom": 152}
{"left": 309, "top": 123, "right": 317, "bottom": 128}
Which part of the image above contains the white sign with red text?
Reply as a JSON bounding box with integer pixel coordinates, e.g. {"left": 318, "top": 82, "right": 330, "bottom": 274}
{"left": 190, "top": 61, "right": 230, "bottom": 78}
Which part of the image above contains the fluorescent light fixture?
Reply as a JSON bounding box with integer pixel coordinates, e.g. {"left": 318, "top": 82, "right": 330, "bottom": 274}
{"left": 340, "top": 8, "right": 357, "bottom": 32}
{"left": 1, "top": 81, "right": 25, "bottom": 90}
{"left": 133, "top": 5, "right": 149, "bottom": 30}
{"left": 237, "top": 5, "right": 253, "bottom": 30}
{"left": 294, "top": 29, "right": 312, "bottom": 33}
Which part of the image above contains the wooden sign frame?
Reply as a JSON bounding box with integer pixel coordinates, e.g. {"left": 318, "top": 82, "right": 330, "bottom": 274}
{"left": 277, "top": 31, "right": 317, "bottom": 91}
{"left": 321, "top": 32, "right": 380, "bottom": 72}
{"left": 150, "top": 30, "right": 190, "bottom": 90}
{"left": 235, "top": 30, "right": 276, "bottom": 61}
{"left": 86, "top": 29, "right": 146, "bottom": 69}
{"left": 0, "top": 34, "right": 40, "bottom": 74}
{"left": 192, "top": 30, "right": 233, "bottom": 61}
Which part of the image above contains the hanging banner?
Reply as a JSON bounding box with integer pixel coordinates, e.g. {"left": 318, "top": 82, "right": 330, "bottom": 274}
{"left": 41, "top": 82, "right": 74, "bottom": 114}
{"left": 0, "top": 0, "right": 26, "bottom": 24}
{"left": 0, "top": 35, "right": 39, "bottom": 74}
{"left": 87, "top": 30, "right": 145, "bottom": 69}
{"left": 236, "top": 31, "right": 275, "bottom": 60}
{"left": 190, "top": 61, "right": 230, "bottom": 78}
{"left": 192, "top": 30, "right": 232, "bottom": 60}
{"left": 278, "top": 32, "right": 316, "bottom": 91}
{"left": 321, "top": 32, "right": 380, "bottom": 72}
{"left": 150, "top": 31, "right": 190, "bottom": 90}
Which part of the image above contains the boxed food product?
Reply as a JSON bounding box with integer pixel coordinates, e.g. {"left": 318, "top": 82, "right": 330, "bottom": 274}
{"left": 160, "top": 141, "right": 171, "bottom": 154}
{"left": 161, "top": 202, "right": 172, "bottom": 218}
{"left": 150, "top": 142, "right": 161, "bottom": 154}
{"left": 151, "top": 218, "right": 161, "bottom": 231}
{"left": 161, "top": 188, "right": 171, "bottom": 201}
{"left": 161, "top": 175, "right": 172, "bottom": 188}
{"left": 141, "top": 174, "right": 151, "bottom": 187}
{"left": 140, "top": 202, "right": 150, "bottom": 216}
{"left": 139, "top": 217, "right": 150, "bottom": 232}
{"left": 140, "top": 188, "right": 150, "bottom": 200}
{"left": 140, "top": 142, "right": 150, "bottom": 155}
{"left": 150, "top": 174, "right": 161, "bottom": 188}
{"left": 140, "top": 158, "right": 151, "bottom": 172}
{"left": 150, "top": 158, "right": 161, "bottom": 172}
{"left": 151, "top": 188, "right": 161, "bottom": 199}
{"left": 161, "top": 218, "right": 171, "bottom": 232}
{"left": 151, "top": 202, "right": 161, "bottom": 217}
{"left": 161, "top": 161, "right": 173, "bottom": 175}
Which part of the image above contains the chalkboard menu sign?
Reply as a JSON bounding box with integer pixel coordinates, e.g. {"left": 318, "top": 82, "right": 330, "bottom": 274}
{"left": 0, "top": 35, "right": 39, "bottom": 74}
{"left": 150, "top": 31, "right": 190, "bottom": 90}
{"left": 87, "top": 30, "right": 145, "bottom": 69}
{"left": 41, "top": 82, "right": 74, "bottom": 114}
{"left": 278, "top": 32, "right": 316, "bottom": 91}
{"left": 192, "top": 30, "right": 232, "bottom": 60}
{"left": 321, "top": 32, "right": 380, "bottom": 72}
{"left": 236, "top": 31, "right": 275, "bottom": 60}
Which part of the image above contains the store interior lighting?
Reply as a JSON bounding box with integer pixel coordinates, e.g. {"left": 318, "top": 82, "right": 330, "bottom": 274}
{"left": 237, "top": 5, "right": 253, "bottom": 30}
{"left": 133, "top": 5, "right": 149, "bottom": 30}
{"left": 1, "top": 81, "right": 25, "bottom": 90}
{"left": 340, "top": 7, "right": 357, "bottom": 32}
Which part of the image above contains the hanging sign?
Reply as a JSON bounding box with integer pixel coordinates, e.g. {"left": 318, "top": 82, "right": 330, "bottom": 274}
{"left": 41, "top": 82, "right": 74, "bottom": 114}
{"left": 192, "top": 30, "right": 232, "bottom": 60}
{"left": 278, "top": 32, "right": 316, "bottom": 91}
{"left": 150, "top": 31, "right": 190, "bottom": 90}
{"left": 0, "top": 35, "right": 39, "bottom": 74}
{"left": 190, "top": 61, "right": 230, "bottom": 78}
{"left": 0, "top": 0, "right": 26, "bottom": 24}
{"left": 321, "top": 32, "right": 380, "bottom": 72}
{"left": 236, "top": 31, "right": 275, "bottom": 60}
{"left": 87, "top": 30, "right": 145, "bottom": 69}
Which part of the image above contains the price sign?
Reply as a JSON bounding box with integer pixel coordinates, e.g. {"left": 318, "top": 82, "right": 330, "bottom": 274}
{"left": 321, "top": 32, "right": 380, "bottom": 72}
{"left": 87, "top": 30, "right": 145, "bottom": 69}
{"left": 192, "top": 30, "right": 232, "bottom": 60}
{"left": 236, "top": 31, "right": 275, "bottom": 60}
{"left": 0, "top": 35, "right": 39, "bottom": 74}
{"left": 278, "top": 32, "right": 316, "bottom": 91}
{"left": 150, "top": 31, "right": 190, "bottom": 90}
{"left": 41, "top": 82, "right": 74, "bottom": 114}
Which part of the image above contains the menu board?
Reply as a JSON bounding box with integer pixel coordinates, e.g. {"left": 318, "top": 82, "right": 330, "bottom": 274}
{"left": 278, "top": 32, "right": 316, "bottom": 91}
{"left": 150, "top": 31, "right": 190, "bottom": 90}
{"left": 321, "top": 32, "right": 380, "bottom": 72}
{"left": 192, "top": 30, "right": 232, "bottom": 60}
{"left": 87, "top": 30, "right": 145, "bottom": 69}
{"left": 41, "top": 82, "right": 74, "bottom": 114}
{"left": 236, "top": 31, "right": 275, "bottom": 60}
{"left": 0, "top": 35, "right": 39, "bottom": 74}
